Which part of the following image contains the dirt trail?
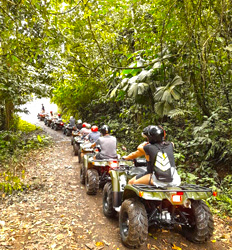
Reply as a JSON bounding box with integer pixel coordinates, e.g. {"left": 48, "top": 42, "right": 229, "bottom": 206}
{"left": 0, "top": 122, "right": 231, "bottom": 250}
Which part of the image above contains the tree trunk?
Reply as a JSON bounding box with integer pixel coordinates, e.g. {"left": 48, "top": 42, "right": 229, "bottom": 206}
{"left": 190, "top": 72, "right": 211, "bottom": 117}
{"left": 5, "top": 101, "right": 14, "bottom": 130}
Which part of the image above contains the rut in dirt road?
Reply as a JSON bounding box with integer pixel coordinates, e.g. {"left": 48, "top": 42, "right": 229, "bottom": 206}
{"left": 0, "top": 126, "right": 231, "bottom": 250}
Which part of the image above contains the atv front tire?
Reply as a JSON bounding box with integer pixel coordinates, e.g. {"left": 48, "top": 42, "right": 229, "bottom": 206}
{"left": 119, "top": 198, "right": 148, "bottom": 248}
{"left": 103, "top": 182, "right": 116, "bottom": 218}
{"left": 71, "top": 137, "right": 74, "bottom": 145}
{"left": 73, "top": 143, "right": 79, "bottom": 156}
{"left": 86, "top": 169, "right": 99, "bottom": 195}
{"left": 78, "top": 150, "right": 82, "bottom": 163}
{"left": 80, "top": 164, "right": 85, "bottom": 185}
{"left": 182, "top": 200, "right": 214, "bottom": 243}
{"left": 66, "top": 130, "right": 71, "bottom": 136}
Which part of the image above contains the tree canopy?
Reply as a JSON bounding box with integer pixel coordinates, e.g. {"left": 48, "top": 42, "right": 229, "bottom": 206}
{"left": 1, "top": 0, "right": 232, "bottom": 164}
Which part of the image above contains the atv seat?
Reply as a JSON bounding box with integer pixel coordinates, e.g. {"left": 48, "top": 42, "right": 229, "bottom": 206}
{"left": 134, "top": 158, "right": 147, "bottom": 167}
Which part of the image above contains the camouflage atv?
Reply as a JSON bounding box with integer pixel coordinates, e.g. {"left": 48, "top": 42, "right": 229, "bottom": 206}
{"left": 81, "top": 152, "right": 119, "bottom": 195}
{"left": 102, "top": 160, "right": 215, "bottom": 248}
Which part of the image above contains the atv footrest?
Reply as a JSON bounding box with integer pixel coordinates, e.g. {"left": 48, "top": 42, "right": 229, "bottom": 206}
{"left": 132, "top": 184, "right": 212, "bottom": 193}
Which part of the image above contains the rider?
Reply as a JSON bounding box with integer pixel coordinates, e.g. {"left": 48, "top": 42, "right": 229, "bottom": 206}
{"left": 122, "top": 125, "right": 151, "bottom": 160}
{"left": 79, "top": 123, "right": 91, "bottom": 138}
{"left": 128, "top": 125, "right": 181, "bottom": 187}
{"left": 76, "top": 119, "right": 82, "bottom": 131}
{"left": 91, "top": 125, "right": 117, "bottom": 159}
{"left": 87, "top": 125, "right": 101, "bottom": 142}
{"left": 41, "top": 104, "right": 45, "bottom": 113}
{"left": 69, "top": 116, "right": 76, "bottom": 127}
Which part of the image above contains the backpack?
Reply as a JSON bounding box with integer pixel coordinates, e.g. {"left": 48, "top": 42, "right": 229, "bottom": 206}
{"left": 153, "top": 144, "right": 174, "bottom": 182}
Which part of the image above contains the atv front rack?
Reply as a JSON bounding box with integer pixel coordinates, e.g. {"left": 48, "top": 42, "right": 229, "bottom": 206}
{"left": 92, "top": 159, "right": 118, "bottom": 162}
{"left": 132, "top": 184, "right": 212, "bottom": 193}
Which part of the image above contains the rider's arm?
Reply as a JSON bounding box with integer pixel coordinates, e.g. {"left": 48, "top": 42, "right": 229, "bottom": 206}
{"left": 123, "top": 150, "right": 144, "bottom": 160}
{"left": 123, "top": 142, "right": 148, "bottom": 160}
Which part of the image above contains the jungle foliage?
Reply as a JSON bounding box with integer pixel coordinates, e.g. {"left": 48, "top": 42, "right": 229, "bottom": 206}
{"left": 0, "top": 118, "right": 51, "bottom": 194}
{"left": 0, "top": 0, "right": 232, "bottom": 214}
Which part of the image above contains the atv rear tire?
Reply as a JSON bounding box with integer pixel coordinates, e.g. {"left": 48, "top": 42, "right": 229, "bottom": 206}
{"left": 73, "top": 143, "right": 79, "bottom": 156}
{"left": 86, "top": 169, "right": 99, "bottom": 195}
{"left": 54, "top": 124, "right": 58, "bottom": 131}
{"left": 119, "top": 198, "right": 148, "bottom": 248}
{"left": 78, "top": 150, "right": 82, "bottom": 163}
{"left": 103, "top": 182, "right": 116, "bottom": 218}
{"left": 80, "top": 164, "right": 85, "bottom": 184}
{"left": 71, "top": 137, "right": 74, "bottom": 145}
{"left": 182, "top": 200, "right": 214, "bottom": 243}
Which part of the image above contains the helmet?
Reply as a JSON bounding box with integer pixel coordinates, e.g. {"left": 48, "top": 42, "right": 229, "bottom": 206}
{"left": 77, "top": 119, "right": 82, "bottom": 124}
{"left": 58, "top": 113, "right": 61, "bottom": 117}
{"left": 100, "top": 125, "right": 110, "bottom": 135}
{"left": 70, "top": 116, "right": 73, "bottom": 119}
{"left": 91, "top": 125, "right": 98, "bottom": 132}
{"left": 86, "top": 123, "right": 91, "bottom": 129}
{"left": 82, "top": 122, "right": 87, "bottom": 128}
{"left": 147, "top": 125, "right": 164, "bottom": 144}
{"left": 50, "top": 111, "right": 53, "bottom": 114}
{"left": 142, "top": 125, "right": 151, "bottom": 138}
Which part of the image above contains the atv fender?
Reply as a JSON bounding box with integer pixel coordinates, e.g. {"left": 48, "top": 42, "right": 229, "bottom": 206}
{"left": 122, "top": 184, "right": 212, "bottom": 205}
{"left": 110, "top": 171, "right": 128, "bottom": 208}
{"left": 83, "top": 154, "right": 95, "bottom": 171}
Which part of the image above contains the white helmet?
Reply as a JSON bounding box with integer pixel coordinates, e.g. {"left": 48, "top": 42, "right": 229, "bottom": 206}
{"left": 77, "top": 119, "right": 82, "bottom": 124}
{"left": 70, "top": 116, "right": 73, "bottom": 119}
{"left": 86, "top": 123, "right": 91, "bottom": 129}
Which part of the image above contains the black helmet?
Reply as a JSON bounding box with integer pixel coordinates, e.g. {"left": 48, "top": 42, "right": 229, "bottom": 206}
{"left": 142, "top": 125, "right": 151, "bottom": 138}
{"left": 100, "top": 125, "right": 110, "bottom": 135}
{"left": 147, "top": 125, "right": 164, "bottom": 144}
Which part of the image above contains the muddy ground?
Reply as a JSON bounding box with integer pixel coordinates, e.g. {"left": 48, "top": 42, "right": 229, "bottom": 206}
{"left": 0, "top": 121, "right": 231, "bottom": 250}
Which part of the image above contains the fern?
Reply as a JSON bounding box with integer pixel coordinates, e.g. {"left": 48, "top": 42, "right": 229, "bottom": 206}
{"left": 168, "top": 108, "right": 191, "bottom": 118}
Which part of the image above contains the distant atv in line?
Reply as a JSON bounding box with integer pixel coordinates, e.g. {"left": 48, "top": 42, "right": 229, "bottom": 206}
{"left": 102, "top": 159, "right": 215, "bottom": 248}
{"left": 37, "top": 112, "right": 46, "bottom": 121}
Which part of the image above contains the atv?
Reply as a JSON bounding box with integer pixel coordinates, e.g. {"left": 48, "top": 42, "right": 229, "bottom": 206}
{"left": 52, "top": 118, "right": 64, "bottom": 131}
{"left": 77, "top": 141, "right": 94, "bottom": 164}
{"left": 102, "top": 160, "right": 215, "bottom": 248}
{"left": 70, "top": 130, "right": 79, "bottom": 145}
{"left": 73, "top": 136, "right": 85, "bottom": 157}
{"left": 37, "top": 112, "right": 46, "bottom": 121}
{"left": 50, "top": 117, "right": 58, "bottom": 129}
{"left": 81, "top": 152, "right": 119, "bottom": 195}
{"left": 63, "top": 123, "right": 76, "bottom": 136}
{"left": 44, "top": 115, "right": 53, "bottom": 127}
{"left": 43, "top": 113, "right": 49, "bottom": 125}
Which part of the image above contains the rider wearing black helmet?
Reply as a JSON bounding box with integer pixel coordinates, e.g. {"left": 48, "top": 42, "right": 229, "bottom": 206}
{"left": 147, "top": 125, "right": 164, "bottom": 143}
{"left": 91, "top": 125, "right": 117, "bottom": 159}
{"left": 128, "top": 125, "right": 181, "bottom": 187}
